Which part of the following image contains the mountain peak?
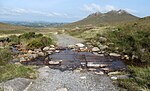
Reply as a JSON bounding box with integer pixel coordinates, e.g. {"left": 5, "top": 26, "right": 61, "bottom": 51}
{"left": 106, "top": 9, "right": 128, "bottom": 15}
{"left": 88, "top": 12, "right": 102, "bottom": 17}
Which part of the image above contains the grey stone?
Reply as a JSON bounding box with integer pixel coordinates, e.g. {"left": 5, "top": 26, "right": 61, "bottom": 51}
{"left": 43, "top": 47, "right": 50, "bottom": 51}
{"left": 0, "top": 78, "right": 32, "bottom": 91}
{"left": 92, "top": 47, "right": 100, "bottom": 52}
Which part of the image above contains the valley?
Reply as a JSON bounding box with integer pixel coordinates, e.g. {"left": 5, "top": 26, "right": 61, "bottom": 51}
{"left": 0, "top": 9, "right": 149, "bottom": 91}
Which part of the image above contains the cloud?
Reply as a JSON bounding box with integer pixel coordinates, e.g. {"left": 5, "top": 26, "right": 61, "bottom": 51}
{"left": 0, "top": 7, "right": 71, "bottom": 18}
{"left": 83, "top": 3, "right": 101, "bottom": 13}
{"left": 124, "top": 8, "right": 138, "bottom": 13}
{"left": 105, "top": 5, "right": 116, "bottom": 11}
{"left": 82, "top": 3, "right": 137, "bottom": 14}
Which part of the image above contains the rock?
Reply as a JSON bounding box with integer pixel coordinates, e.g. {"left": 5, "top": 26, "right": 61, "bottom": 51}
{"left": 68, "top": 44, "right": 76, "bottom": 49}
{"left": 108, "top": 71, "right": 122, "bottom": 76}
{"left": 48, "top": 61, "right": 61, "bottom": 65}
{"left": 80, "top": 47, "right": 89, "bottom": 52}
{"left": 38, "top": 52, "right": 45, "bottom": 56}
{"left": 56, "top": 88, "right": 68, "bottom": 91}
{"left": 14, "top": 62, "right": 22, "bottom": 65}
{"left": 99, "top": 45, "right": 108, "bottom": 50}
{"left": 74, "top": 68, "right": 83, "bottom": 73}
{"left": 87, "top": 62, "right": 100, "bottom": 68}
{"left": 34, "top": 49, "right": 42, "bottom": 52}
{"left": 92, "top": 47, "right": 100, "bottom": 52}
{"left": 99, "top": 37, "right": 107, "bottom": 42}
{"left": 28, "top": 50, "right": 33, "bottom": 54}
{"left": 46, "top": 51, "right": 53, "bottom": 54}
{"left": 75, "top": 43, "right": 85, "bottom": 48}
{"left": 55, "top": 50, "right": 60, "bottom": 53}
{"left": 80, "top": 76, "right": 86, "bottom": 79}
{"left": 20, "top": 57, "right": 26, "bottom": 62}
{"left": 43, "top": 47, "right": 50, "bottom": 51}
{"left": 111, "top": 76, "right": 117, "bottom": 80}
{"left": 115, "top": 75, "right": 130, "bottom": 79}
{"left": 109, "top": 53, "right": 121, "bottom": 57}
{"left": 124, "top": 55, "right": 129, "bottom": 60}
{"left": 49, "top": 48, "right": 56, "bottom": 51}
{"left": 50, "top": 45, "right": 55, "bottom": 48}
{"left": 27, "top": 54, "right": 38, "bottom": 59}
{"left": 87, "top": 62, "right": 109, "bottom": 68}
{"left": 0, "top": 78, "right": 32, "bottom": 91}
{"left": 88, "top": 68, "right": 97, "bottom": 71}
{"left": 95, "top": 71, "right": 104, "bottom": 75}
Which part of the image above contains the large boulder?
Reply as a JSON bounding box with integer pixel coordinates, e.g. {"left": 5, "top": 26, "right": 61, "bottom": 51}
{"left": 0, "top": 78, "right": 32, "bottom": 91}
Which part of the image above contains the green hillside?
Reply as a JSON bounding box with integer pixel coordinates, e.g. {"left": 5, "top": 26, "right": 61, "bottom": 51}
{"left": 64, "top": 10, "right": 139, "bottom": 28}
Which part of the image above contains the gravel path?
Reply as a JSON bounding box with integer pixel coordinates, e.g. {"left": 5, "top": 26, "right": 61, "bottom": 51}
{"left": 55, "top": 34, "right": 84, "bottom": 47}
{"left": 27, "top": 66, "right": 117, "bottom": 91}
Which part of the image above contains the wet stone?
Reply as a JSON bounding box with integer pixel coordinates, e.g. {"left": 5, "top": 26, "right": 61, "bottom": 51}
{"left": 19, "top": 46, "right": 127, "bottom": 74}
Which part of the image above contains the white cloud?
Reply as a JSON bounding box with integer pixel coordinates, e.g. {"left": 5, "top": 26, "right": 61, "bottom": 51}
{"left": 82, "top": 4, "right": 137, "bottom": 14}
{"left": 0, "top": 7, "right": 72, "bottom": 18}
{"left": 83, "top": 3, "right": 101, "bottom": 13}
{"left": 105, "top": 5, "right": 116, "bottom": 11}
{"left": 124, "top": 8, "right": 137, "bottom": 13}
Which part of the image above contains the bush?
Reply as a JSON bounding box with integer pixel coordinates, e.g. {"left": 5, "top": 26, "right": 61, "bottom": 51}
{"left": 0, "top": 48, "right": 12, "bottom": 66}
{"left": 8, "top": 35, "right": 20, "bottom": 45}
{"left": 26, "top": 37, "right": 53, "bottom": 50}
{"left": 19, "top": 32, "right": 36, "bottom": 39}
{"left": 117, "top": 66, "right": 150, "bottom": 90}
{"left": 105, "top": 27, "right": 150, "bottom": 64}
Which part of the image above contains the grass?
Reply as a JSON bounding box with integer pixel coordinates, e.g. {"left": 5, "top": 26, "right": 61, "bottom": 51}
{"left": 0, "top": 30, "right": 26, "bottom": 34}
{"left": 117, "top": 66, "right": 150, "bottom": 91}
{"left": 0, "top": 48, "right": 36, "bottom": 82}
{"left": 0, "top": 64, "right": 36, "bottom": 82}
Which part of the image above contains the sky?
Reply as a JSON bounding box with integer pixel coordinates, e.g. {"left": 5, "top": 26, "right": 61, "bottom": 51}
{"left": 0, "top": 0, "right": 150, "bottom": 22}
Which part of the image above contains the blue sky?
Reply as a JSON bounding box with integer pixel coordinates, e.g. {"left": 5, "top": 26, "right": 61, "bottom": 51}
{"left": 0, "top": 0, "right": 150, "bottom": 22}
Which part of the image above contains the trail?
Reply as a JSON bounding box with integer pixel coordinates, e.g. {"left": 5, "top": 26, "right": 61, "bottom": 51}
{"left": 55, "top": 34, "right": 84, "bottom": 47}
{"left": 26, "top": 34, "right": 117, "bottom": 91}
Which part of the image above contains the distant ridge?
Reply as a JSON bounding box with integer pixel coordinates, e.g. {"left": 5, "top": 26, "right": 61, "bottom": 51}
{"left": 65, "top": 9, "right": 139, "bottom": 27}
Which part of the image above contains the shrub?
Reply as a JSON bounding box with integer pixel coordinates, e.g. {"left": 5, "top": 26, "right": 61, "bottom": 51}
{"left": 0, "top": 48, "right": 12, "bottom": 66}
{"left": 117, "top": 66, "right": 150, "bottom": 90}
{"left": 26, "top": 37, "right": 53, "bottom": 50}
{"left": 8, "top": 35, "right": 20, "bottom": 45}
{"left": 105, "top": 27, "right": 150, "bottom": 64}
{"left": 19, "top": 32, "right": 36, "bottom": 39}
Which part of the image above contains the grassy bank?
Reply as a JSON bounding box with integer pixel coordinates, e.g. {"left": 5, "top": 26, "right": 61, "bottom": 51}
{"left": 0, "top": 48, "right": 36, "bottom": 82}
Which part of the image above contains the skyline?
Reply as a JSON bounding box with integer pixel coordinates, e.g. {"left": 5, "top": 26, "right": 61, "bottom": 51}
{"left": 0, "top": 0, "right": 150, "bottom": 22}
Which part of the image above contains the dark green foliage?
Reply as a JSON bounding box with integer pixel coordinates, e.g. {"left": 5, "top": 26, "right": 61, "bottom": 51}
{"left": 105, "top": 24, "right": 150, "bottom": 64}
{"left": 0, "top": 48, "right": 12, "bottom": 66}
{"left": 117, "top": 66, "right": 150, "bottom": 90}
{"left": 27, "top": 37, "right": 53, "bottom": 50}
{"left": 19, "top": 32, "right": 36, "bottom": 39}
{"left": 8, "top": 35, "right": 20, "bottom": 44}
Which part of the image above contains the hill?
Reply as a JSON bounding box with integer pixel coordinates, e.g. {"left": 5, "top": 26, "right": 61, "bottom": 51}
{"left": 0, "top": 22, "right": 38, "bottom": 35}
{"left": 64, "top": 10, "right": 139, "bottom": 27}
